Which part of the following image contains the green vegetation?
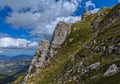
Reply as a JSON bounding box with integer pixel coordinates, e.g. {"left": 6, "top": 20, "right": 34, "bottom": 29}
{"left": 15, "top": 3, "right": 120, "bottom": 84}
{"left": 14, "top": 75, "right": 24, "bottom": 84}
{"left": 0, "top": 72, "right": 26, "bottom": 84}
{"left": 87, "top": 72, "right": 120, "bottom": 84}
{"left": 26, "top": 14, "right": 97, "bottom": 84}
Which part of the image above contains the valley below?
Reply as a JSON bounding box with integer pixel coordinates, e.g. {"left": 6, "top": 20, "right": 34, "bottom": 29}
{"left": 0, "top": 55, "right": 32, "bottom": 84}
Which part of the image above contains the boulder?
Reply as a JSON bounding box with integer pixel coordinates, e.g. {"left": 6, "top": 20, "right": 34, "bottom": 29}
{"left": 87, "top": 62, "right": 100, "bottom": 70}
{"left": 104, "top": 64, "right": 119, "bottom": 76}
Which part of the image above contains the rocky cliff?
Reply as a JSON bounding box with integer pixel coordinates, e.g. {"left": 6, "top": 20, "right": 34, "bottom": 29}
{"left": 15, "top": 3, "right": 120, "bottom": 84}
{"left": 22, "top": 21, "right": 71, "bottom": 83}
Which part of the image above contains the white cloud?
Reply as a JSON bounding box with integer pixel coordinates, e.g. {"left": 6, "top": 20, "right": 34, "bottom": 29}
{"left": 85, "top": 1, "right": 95, "bottom": 9}
{"left": 30, "top": 16, "right": 81, "bottom": 36}
{"left": 85, "top": 1, "right": 100, "bottom": 14}
{"left": 118, "top": 0, "right": 120, "bottom": 2}
{"left": 6, "top": 12, "right": 40, "bottom": 28}
{"left": 90, "top": 8, "right": 100, "bottom": 14}
{"left": 0, "top": 37, "right": 39, "bottom": 49}
{"left": 0, "top": 0, "right": 82, "bottom": 36}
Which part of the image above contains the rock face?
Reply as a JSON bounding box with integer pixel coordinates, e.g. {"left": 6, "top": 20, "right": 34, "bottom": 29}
{"left": 20, "top": 4, "right": 120, "bottom": 84}
{"left": 87, "top": 62, "right": 100, "bottom": 70}
{"left": 22, "top": 21, "right": 71, "bottom": 83}
{"left": 49, "top": 21, "right": 71, "bottom": 57}
{"left": 23, "top": 40, "right": 50, "bottom": 82}
{"left": 104, "top": 64, "right": 119, "bottom": 76}
{"left": 92, "top": 8, "right": 107, "bottom": 31}
{"left": 93, "top": 4, "right": 120, "bottom": 31}
{"left": 81, "top": 9, "right": 91, "bottom": 20}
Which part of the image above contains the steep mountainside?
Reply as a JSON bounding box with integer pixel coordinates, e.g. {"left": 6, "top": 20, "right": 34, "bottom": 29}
{"left": 15, "top": 3, "right": 120, "bottom": 84}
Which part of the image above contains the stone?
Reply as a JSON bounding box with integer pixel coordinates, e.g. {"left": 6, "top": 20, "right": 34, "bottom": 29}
{"left": 92, "top": 6, "right": 120, "bottom": 31}
{"left": 108, "top": 46, "right": 114, "bottom": 54}
{"left": 87, "top": 62, "right": 100, "bottom": 70}
{"left": 73, "top": 76, "right": 77, "bottom": 81}
{"left": 91, "top": 40, "right": 97, "bottom": 45}
{"left": 22, "top": 40, "right": 50, "bottom": 83}
{"left": 49, "top": 21, "right": 71, "bottom": 57}
{"left": 105, "top": 46, "right": 114, "bottom": 56}
{"left": 104, "top": 64, "right": 119, "bottom": 76}
{"left": 22, "top": 21, "right": 71, "bottom": 84}
{"left": 69, "top": 38, "right": 74, "bottom": 42}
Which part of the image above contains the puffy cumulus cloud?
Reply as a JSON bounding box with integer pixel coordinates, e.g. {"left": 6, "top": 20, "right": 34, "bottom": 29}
{"left": 30, "top": 16, "right": 81, "bottom": 36}
{"left": 0, "top": 37, "right": 39, "bottom": 49}
{"left": 0, "top": 0, "right": 82, "bottom": 36}
{"left": 85, "top": 1, "right": 95, "bottom": 8}
{"left": 6, "top": 12, "right": 40, "bottom": 28}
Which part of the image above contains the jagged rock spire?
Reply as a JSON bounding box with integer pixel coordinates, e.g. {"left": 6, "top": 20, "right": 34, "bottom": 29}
{"left": 22, "top": 21, "right": 71, "bottom": 84}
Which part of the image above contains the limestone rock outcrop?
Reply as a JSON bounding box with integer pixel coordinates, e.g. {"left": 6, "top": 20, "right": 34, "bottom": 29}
{"left": 49, "top": 21, "right": 71, "bottom": 57}
{"left": 22, "top": 21, "right": 71, "bottom": 83}
{"left": 92, "top": 5, "right": 120, "bottom": 31}
{"left": 87, "top": 62, "right": 100, "bottom": 70}
{"left": 23, "top": 40, "right": 50, "bottom": 82}
{"left": 19, "top": 4, "right": 120, "bottom": 84}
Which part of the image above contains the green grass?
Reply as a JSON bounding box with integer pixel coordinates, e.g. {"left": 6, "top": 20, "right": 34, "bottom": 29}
{"left": 87, "top": 72, "right": 120, "bottom": 84}
{"left": 16, "top": 3, "right": 120, "bottom": 84}
{"left": 14, "top": 75, "right": 25, "bottom": 84}
{"left": 25, "top": 14, "right": 97, "bottom": 84}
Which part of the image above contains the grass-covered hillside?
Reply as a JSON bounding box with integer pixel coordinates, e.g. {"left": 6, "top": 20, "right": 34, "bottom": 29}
{"left": 15, "top": 3, "right": 120, "bottom": 84}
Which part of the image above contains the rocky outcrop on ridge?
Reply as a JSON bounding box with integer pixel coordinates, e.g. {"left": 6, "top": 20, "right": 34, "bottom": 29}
{"left": 23, "top": 40, "right": 50, "bottom": 82}
{"left": 16, "top": 3, "right": 120, "bottom": 84}
{"left": 104, "top": 64, "right": 119, "bottom": 76}
{"left": 49, "top": 21, "right": 71, "bottom": 57}
{"left": 93, "top": 5, "right": 120, "bottom": 30}
{"left": 22, "top": 21, "right": 71, "bottom": 83}
{"left": 81, "top": 9, "right": 91, "bottom": 20}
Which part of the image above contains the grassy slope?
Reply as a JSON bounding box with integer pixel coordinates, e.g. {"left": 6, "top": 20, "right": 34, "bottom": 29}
{"left": 24, "top": 14, "right": 96, "bottom": 84}
{"left": 15, "top": 3, "right": 120, "bottom": 84}
{"left": 70, "top": 4, "right": 120, "bottom": 84}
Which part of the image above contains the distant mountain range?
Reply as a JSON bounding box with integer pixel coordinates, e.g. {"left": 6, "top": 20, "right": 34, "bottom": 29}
{"left": 0, "top": 54, "right": 33, "bottom": 60}
{"left": 0, "top": 55, "right": 10, "bottom": 60}
{"left": 0, "top": 54, "right": 32, "bottom": 76}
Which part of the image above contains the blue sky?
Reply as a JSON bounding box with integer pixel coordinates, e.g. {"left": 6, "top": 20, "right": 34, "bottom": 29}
{"left": 0, "top": 0, "right": 119, "bottom": 56}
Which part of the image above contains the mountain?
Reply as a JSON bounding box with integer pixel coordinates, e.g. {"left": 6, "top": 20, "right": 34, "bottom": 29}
{"left": 0, "top": 54, "right": 32, "bottom": 76}
{"left": 0, "top": 55, "right": 10, "bottom": 60}
{"left": 0, "top": 54, "right": 33, "bottom": 60}
{"left": 15, "top": 3, "right": 120, "bottom": 84}
{"left": 0, "top": 54, "right": 32, "bottom": 60}
{"left": 0, "top": 54, "right": 32, "bottom": 84}
{"left": 12, "top": 55, "right": 33, "bottom": 60}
